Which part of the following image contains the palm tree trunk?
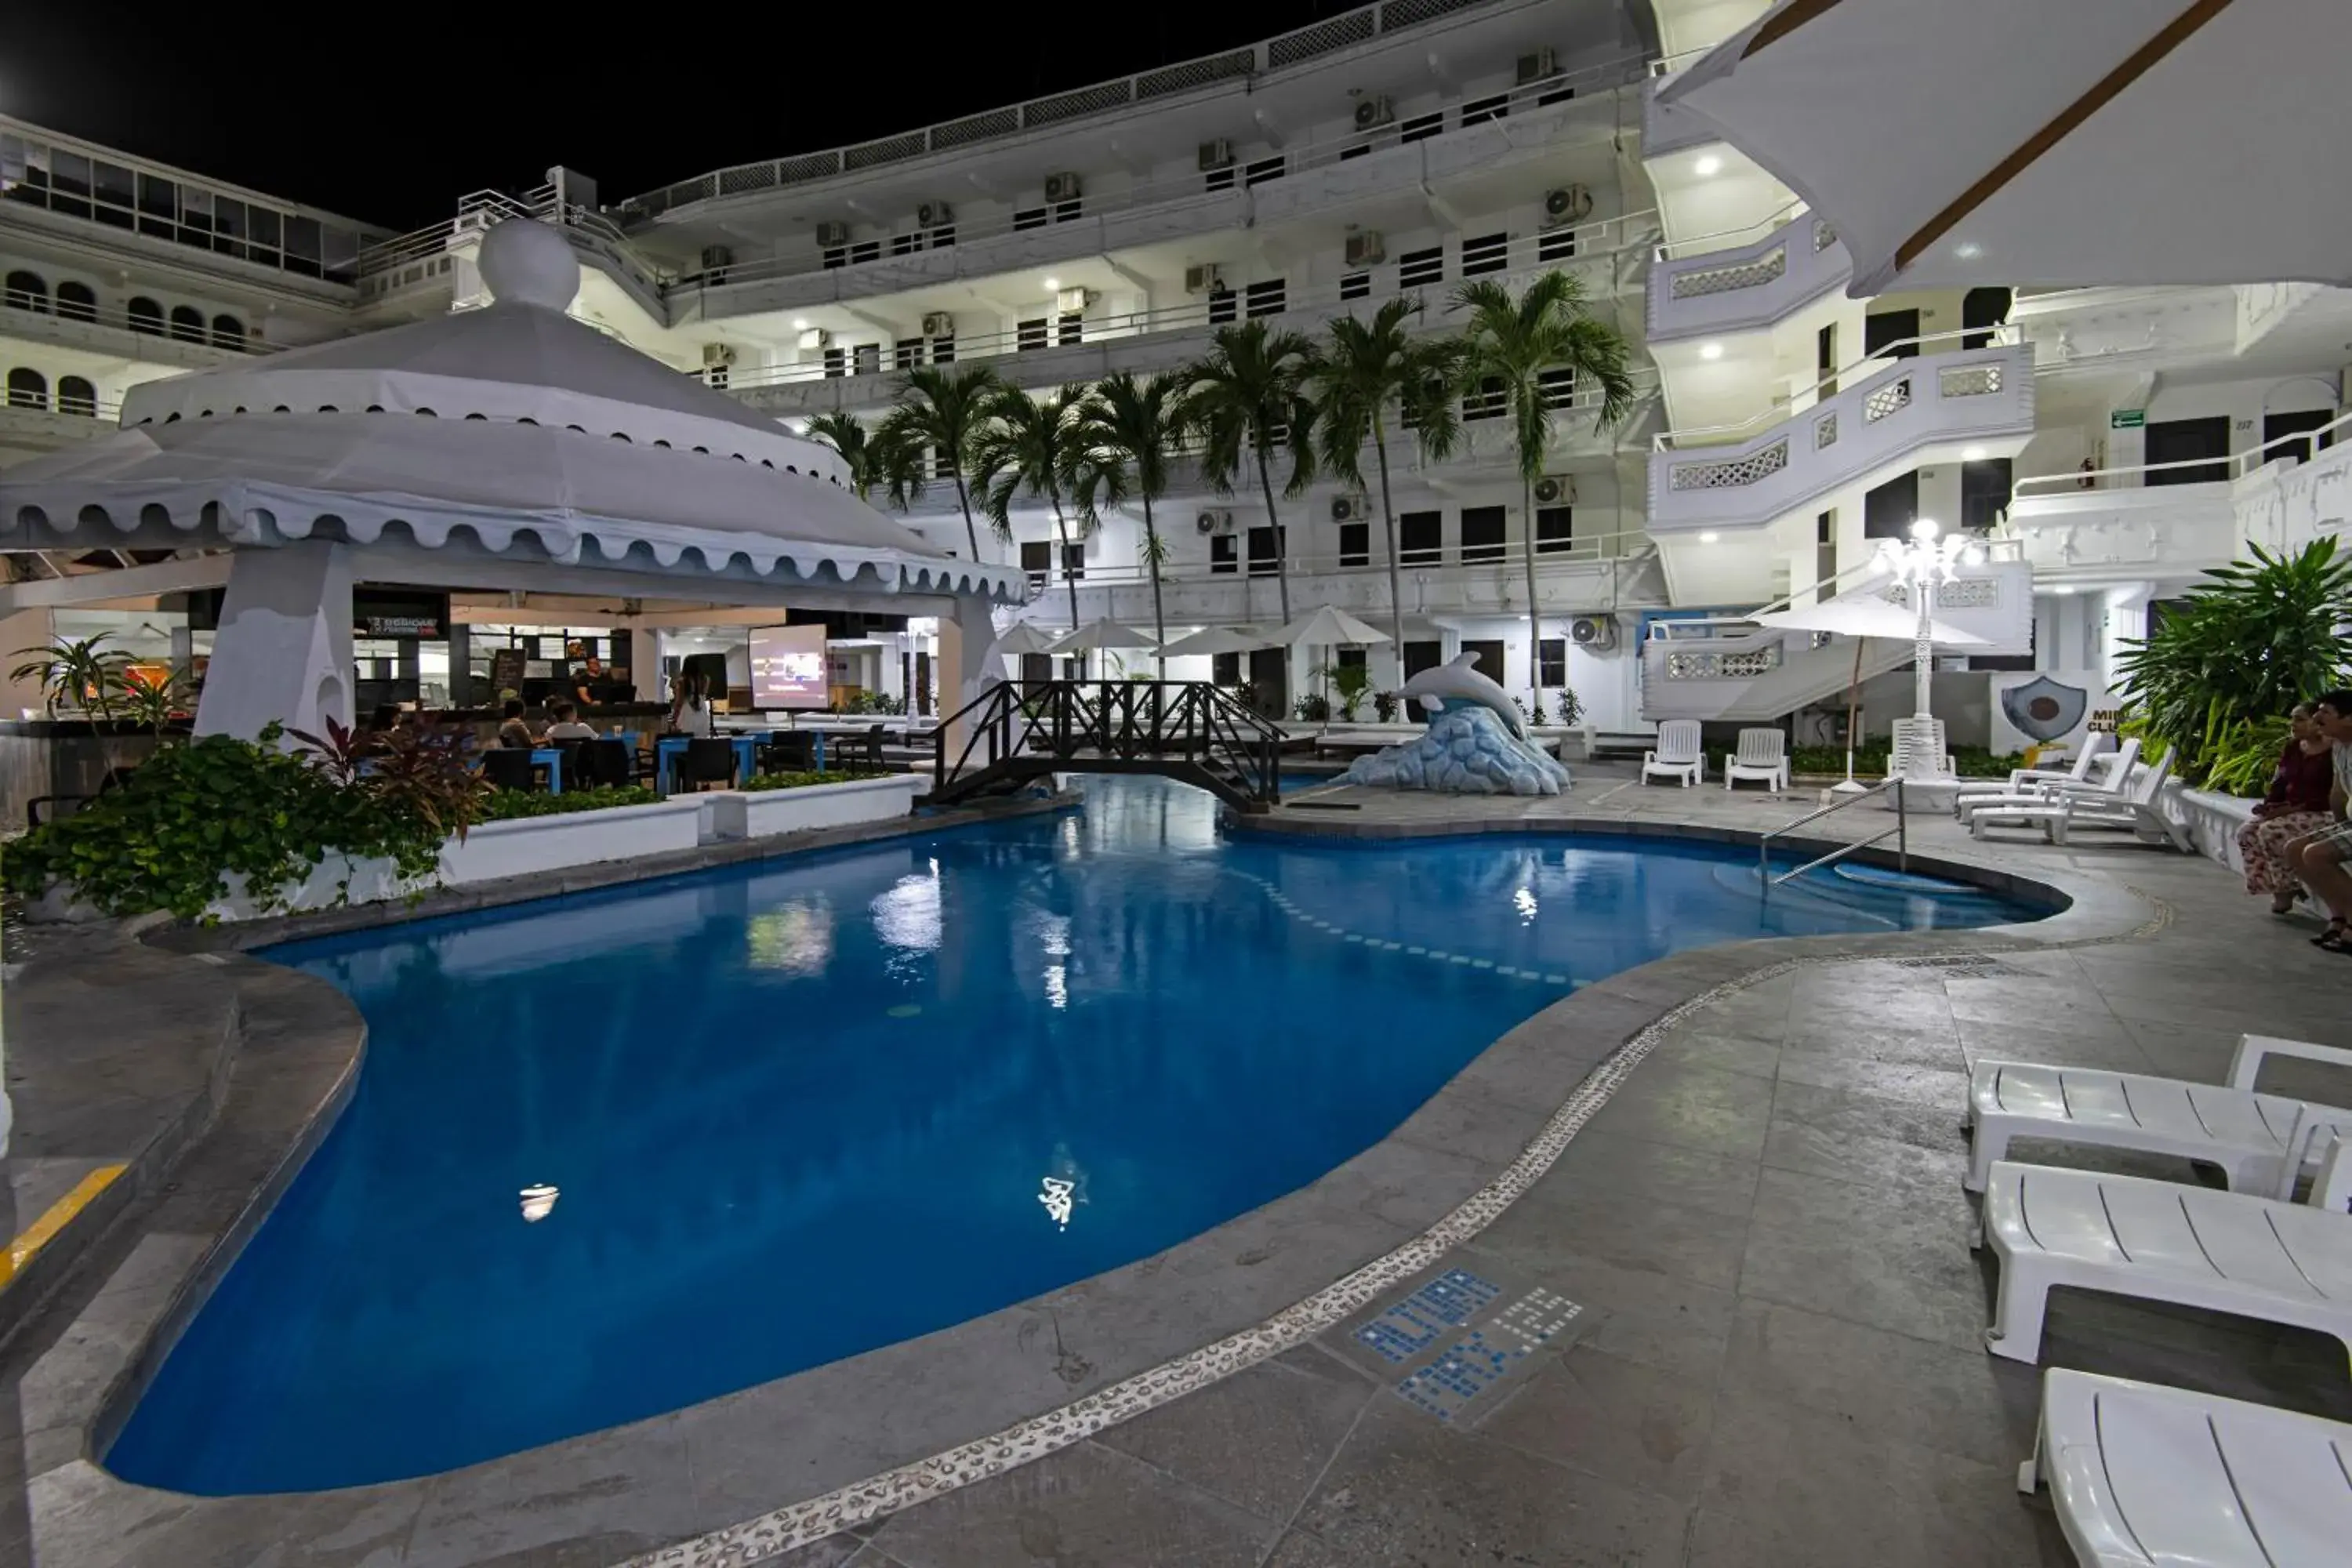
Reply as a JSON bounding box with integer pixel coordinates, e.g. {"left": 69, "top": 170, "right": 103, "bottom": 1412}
{"left": 1522, "top": 474, "right": 1543, "bottom": 718}
{"left": 952, "top": 473, "right": 982, "bottom": 564}
{"left": 1142, "top": 492, "right": 1167, "bottom": 679}
{"left": 1051, "top": 495, "right": 1083, "bottom": 678}
{"left": 1373, "top": 423, "right": 1406, "bottom": 688}
{"left": 1255, "top": 447, "right": 1290, "bottom": 625}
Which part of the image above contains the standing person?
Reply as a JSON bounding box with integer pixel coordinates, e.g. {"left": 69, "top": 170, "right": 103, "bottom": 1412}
{"left": 667, "top": 671, "right": 716, "bottom": 737}
{"left": 572, "top": 655, "right": 608, "bottom": 707}
{"left": 2292, "top": 690, "right": 2352, "bottom": 949}
{"left": 2238, "top": 703, "right": 2335, "bottom": 913}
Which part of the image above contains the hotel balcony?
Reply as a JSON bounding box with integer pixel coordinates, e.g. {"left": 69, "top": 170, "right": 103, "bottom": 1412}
{"left": 1645, "top": 208, "right": 1850, "bottom": 343}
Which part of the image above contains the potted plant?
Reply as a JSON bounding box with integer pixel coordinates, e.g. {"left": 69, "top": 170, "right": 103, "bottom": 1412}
{"left": 1374, "top": 690, "right": 1399, "bottom": 723}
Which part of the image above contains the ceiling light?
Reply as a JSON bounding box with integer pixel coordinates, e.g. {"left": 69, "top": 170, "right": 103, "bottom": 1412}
{"left": 792, "top": 318, "right": 809, "bottom": 330}
{"left": 1043, "top": 277, "right": 1060, "bottom": 292}
{"left": 1699, "top": 342, "right": 1724, "bottom": 361}
{"left": 1962, "top": 445, "right": 1987, "bottom": 461}
{"left": 2052, "top": 584, "right": 2075, "bottom": 596}
{"left": 1955, "top": 241, "right": 1984, "bottom": 260}
{"left": 1698, "top": 531, "right": 1720, "bottom": 543}
{"left": 1694, "top": 154, "right": 1722, "bottom": 176}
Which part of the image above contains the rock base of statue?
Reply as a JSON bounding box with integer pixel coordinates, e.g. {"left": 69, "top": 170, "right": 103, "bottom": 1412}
{"left": 1338, "top": 706, "right": 1570, "bottom": 796}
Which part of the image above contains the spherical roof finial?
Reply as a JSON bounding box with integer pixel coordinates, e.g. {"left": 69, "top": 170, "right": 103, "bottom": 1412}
{"left": 479, "top": 219, "right": 581, "bottom": 311}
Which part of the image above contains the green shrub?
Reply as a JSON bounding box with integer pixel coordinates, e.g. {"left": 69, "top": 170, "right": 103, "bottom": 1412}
{"left": 1778, "top": 744, "right": 2025, "bottom": 781}
{"left": 480, "top": 785, "right": 661, "bottom": 820}
{"left": 742, "top": 769, "right": 887, "bottom": 793}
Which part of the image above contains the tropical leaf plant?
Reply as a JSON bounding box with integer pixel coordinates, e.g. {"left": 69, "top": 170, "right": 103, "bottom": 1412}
{"left": 969, "top": 385, "right": 1121, "bottom": 641}
{"left": 2113, "top": 539, "right": 2352, "bottom": 780}
{"left": 9, "top": 632, "right": 130, "bottom": 720}
{"left": 1182, "top": 321, "right": 1319, "bottom": 626}
{"left": 876, "top": 364, "right": 1005, "bottom": 562}
{"left": 802, "top": 412, "right": 900, "bottom": 503}
{"left": 1076, "top": 372, "right": 1190, "bottom": 670}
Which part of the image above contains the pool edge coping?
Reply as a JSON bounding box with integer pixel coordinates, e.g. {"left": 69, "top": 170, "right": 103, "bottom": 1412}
{"left": 25, "top": 804, "right": 2157, "bottom": 1568}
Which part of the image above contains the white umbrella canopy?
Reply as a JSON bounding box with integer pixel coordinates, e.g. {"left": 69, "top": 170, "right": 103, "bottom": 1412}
{"left": 1269, "top": 605, "right": 1394, "bottom": 647}
{"left": 1156, "top": 625, "right": 1276, "bottom": 658}
{"left": 1751, "top": 596, "right": 1987, "bottom": 645}
{"left": 1661, "top": 0, "right": 2352, "bottom": 294}
{"left": 1044, "top": 618, "right": 1161, "bottom": 655}
{"left": 985, "top": 621, "right": 1061, "bottom": 660}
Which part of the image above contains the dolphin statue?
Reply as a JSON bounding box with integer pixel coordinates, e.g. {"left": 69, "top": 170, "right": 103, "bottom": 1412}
{"left": 1400, "top": 650, "right": 1529, "bottom": 741}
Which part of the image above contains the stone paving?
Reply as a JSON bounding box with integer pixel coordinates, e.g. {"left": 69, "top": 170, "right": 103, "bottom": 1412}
{"left": 4, "top": 767, "right": 2349, "bottom": 1567}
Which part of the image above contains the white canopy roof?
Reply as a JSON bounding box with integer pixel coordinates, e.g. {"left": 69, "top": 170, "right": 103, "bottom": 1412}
{"left": 1662, "top": 0, "right": 2352, "bottom": 295}
{"left": 1271, "top": 605, "right": 1393, "bottom": 647}
{"left": 1156, "top": 625, "right": 1275, "bottom": 658}
{"left": 1752, "top": 596, "right": 1987, "bottom": 645}
{"left": 0, "top": 219, "right": 1022, "bottom": 603}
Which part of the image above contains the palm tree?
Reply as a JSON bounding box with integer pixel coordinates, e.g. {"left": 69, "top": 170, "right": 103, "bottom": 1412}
{"left": 1077, "top": 372, "right": 1190, "bottom": 672}
{"left": 1310, "top": 297, "right": 1466, "bottom": 666}
{"left": 1453, "top": 272, "right": 1638, "bottom": 713}
{"left": 1183, "top": 321, "right": 1319, "bottom": 626}
{"left": 875, "top": 364, "right": 1004, "bottom": 563}
{"left": 801, "top": 412, "right": 897, "bottom": 503}
{"left": 970, "top": 384, "right": 1120, "bottom": 644}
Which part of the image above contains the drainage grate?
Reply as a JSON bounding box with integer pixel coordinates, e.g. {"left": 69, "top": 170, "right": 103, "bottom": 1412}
{"left": 1891, "top": 955, "right": 2025, "bottom": 978}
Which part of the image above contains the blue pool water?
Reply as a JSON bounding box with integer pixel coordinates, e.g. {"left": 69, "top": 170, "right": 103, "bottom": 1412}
{"left": 110, "top": 779, "right": 2042, "bottom": 1494}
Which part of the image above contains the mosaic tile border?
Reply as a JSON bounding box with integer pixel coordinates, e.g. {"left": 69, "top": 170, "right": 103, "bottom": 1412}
{"left": 619, "top": 882, "right": 2177, "bottom": 1568}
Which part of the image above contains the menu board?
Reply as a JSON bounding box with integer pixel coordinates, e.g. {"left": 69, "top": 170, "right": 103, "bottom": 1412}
{"left": 488, "top": 648, "right": 527, "bottom": 699}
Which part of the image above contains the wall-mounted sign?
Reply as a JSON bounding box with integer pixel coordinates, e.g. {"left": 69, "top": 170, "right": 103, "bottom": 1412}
{"left": 353, "top": 588, "right": 448, "bottom": 639}
{"left": 2109, "top": 409, "right": 2146, "bottom": 430}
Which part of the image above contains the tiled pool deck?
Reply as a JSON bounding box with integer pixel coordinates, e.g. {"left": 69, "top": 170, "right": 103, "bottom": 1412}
{"left": 4, "top": 767, "right": 2348, "bottom": 1567}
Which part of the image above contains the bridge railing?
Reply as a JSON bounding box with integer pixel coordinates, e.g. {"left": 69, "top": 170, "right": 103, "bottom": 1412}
{"left": 934, "top": 680, "right": 1284, "bottom": 805}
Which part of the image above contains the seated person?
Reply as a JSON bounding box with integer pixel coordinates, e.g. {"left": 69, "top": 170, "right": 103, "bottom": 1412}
{"left": 543, "top": 701, "right": 600, "bottom": 742}
{"left": 2294, "top": 688, "right": 2352, "bottom": 949}
{"left": 361, "top": 703, "right": 405, "bottom": 755}
{"left": 495, "top": 699, "right": 538, "bottom": 750}
{"left": 2238, "top": 702, "right": 2334, "bottom": 913}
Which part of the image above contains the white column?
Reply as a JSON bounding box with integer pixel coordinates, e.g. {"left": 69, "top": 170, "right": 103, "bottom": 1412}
{"left": 194, "top": 543, "right": 354, "bottom": 742}
{"left": 938, "top": 594, "right": 998, "bottom": 759}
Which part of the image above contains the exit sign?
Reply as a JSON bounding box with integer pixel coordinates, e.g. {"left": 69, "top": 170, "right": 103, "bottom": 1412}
{"left": 2110, "top": 409, "right": 2146, "bottom": 429}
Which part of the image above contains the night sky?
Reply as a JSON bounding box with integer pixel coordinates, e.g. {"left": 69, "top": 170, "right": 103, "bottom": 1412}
{"left": 5, "top": 9, "right": 1358, "bottom": 230}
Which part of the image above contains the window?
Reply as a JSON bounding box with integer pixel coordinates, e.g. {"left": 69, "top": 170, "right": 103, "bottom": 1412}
{"left": 890, "top": 233, "right": 920, "bottom": 256}
{"left": 1021, "top": 541, "right": 1052, "bottom": 590}
{"left": 1210, "top": 534, "right": 1238, "bottom": 574}
{"left": 1205, "top": 165, "right": 1236, "bottom": 193}
{"left": 128, "top": 296, "right": 162, "bottom": 335}
{"left": 1337, "top": 647, "right": 1367, "bottom": 673}
{"left": 1053, "top": 197, "right": 1082, "bottom": 223}
{"left": 1537, "top": 505, "right": 1573, "bottom": 554}
{"left": 1244, "top": 278, "right": 1286, "bottom": 318}
{"left": 1864, "top": 307, "right": 1920, "bottom": 360}
{"left": 167, "top": 305, "right": 205, "bottom": 343}
{"left": 1460, "top": 232, "right": 1509, "bottom": 277}
{"left": 283, "top": 215, "right": 323, "bottom": 278}
{"left": 1464, "top": 376, "right": 1507, "bottom": 421}
{"left": 1399, "top": 510, "right": 1441, "bottom": 565}
{"left": 1245, "top": 156, "right": 1285, "bottom": 187}
{"left": 4, "top": 270, "right": 47, "bottom": 312}
{"left": 1538, "top": 78, "right": 1577, "bottom": 107}
{"left": 822, "top": 347, "right": 846, "bottom": 378}
{"left": 1339, "top": 521, "right": 1370, "bottom": 566}
{"left": 136, "top": 172, "right": 176, "bottom": 239}
{"left": 1863, "top": 469, "right": 1919, "bottom": 539}
{"left": 210, "top": 313, "right": 244, "bottom": 349}
{"left": 931, "top": 223, "right": 956, "bottom": 248}
{"left": 849, "top": 240, "right": 880, "bottom": 267}
{"left": 1459, "top": 505, "right": 1505, "bottom": 563}
{"left": 56, "top": 376, "right": 96, "bottom": 417}
{"left": 1537, "top": 638, "right": 1567, "bottom": 688}
{"left": 1340, "top": 271, "right": 1370, "bottom": 301}
{"left": 1014, "top": 206, "right": 1048, "bottom": 232}
{"left": 1247, "top": 523, "right": 1285, "bottom": 576}
{"left": 5, "top": 368, "right": 48, "bottom": 410}
{"left": 1461, "top": 93, "right": 1510, "bottom": 125}
{"left": 1208, "top": 287, "right": 1238, "bottom": 326}
{"left": 895, "top": 338, "right": 925, "bottom": 370}
{"left": 853, "top": 343, "right": 881, "bottom": 376}
{"left": 1058, "top": 312, "right": 1083, "bottom": 346}
{"left": 1062, "top": 543, "right": 1085, "bottom": 581}
{"left": 1212, "top": 651, "right": 1242, "bottom": 686}
{"left": 1403, "top": 640, "right": 1443, "bottom": 679}
{"left": 704, "top": 364, "right": 729, "bottom": 390}
{"left": 1537, "top": 225, "right": 1578, "bottom": 263}
{"left": 1540, "top": 366, "right": 1576, "bottom": 409}
{"left": 1018, "top": 318, "right": 1049, "bottom": 351}
{"left": 2146, "top": 416, "right": 2231, "bottom": 485}
{"left": 1960, "top": 457, "right": 2014, "bottom": 531}
{"left": 822, "top": 245, "right": 847, "bottom": 270}
{"left": 931, "top": 333, "right": 956, "bottom": 365}
{"left": 1461, "top": 640, "right": 1506, "bottom": 684}
{"left": 1399, "top": 246, "right": 1443, "bottom": 288}
{"left": 55, "top": 282, "right": 96, "bottom": 323}
{"left": 1400, "top": 111, "right": 1443, "bottom": 144}
{"left": 1341, "top": 142, "right": 1372, "bottom": 162}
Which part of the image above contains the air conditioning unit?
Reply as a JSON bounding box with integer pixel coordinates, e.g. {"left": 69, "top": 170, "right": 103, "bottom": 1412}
{"left": 1344, "top": 230, "right": 1386, "bottom": 268}
{"left": 917, "top": 201, "right": 953, "bottom": 227}
{"left": 1534, "top": 474, "right": 1575, "bottom": 506}
{"left": 797, "top": 327, "right": 831, "bottom": 351}
{"left": 920, "top": 311, "right": 955, "bottom": 336}
{"left": 1516, "top": 47, "right": 1559, "bottom": 84}
{"left": 1055, "top": 287, "right": 1094, "bottom": 315}
{"left": 1184, "top": 263, "right": 1224, "bottom": 295}
{"left": 1198, "top": 140, "right": 1235, "bottom": 172}
{"left": 699, "top": 244, "right": 734, "bottom": 271}
{"left": 815, "top": 220, "right": 851, "bottom": 248}
{"left": 1196, "top": 508, "right": 1233, "bottom": 534}
{"left": 1541, "top": 185, "right": 1594, "bottom": 230}
{"left": 701, "top": 343, "right": 737, "bottom": 368}
{"left": 1044, "top": 172, "right": 1082, "bottom": 202}
{"left": 1330, "top": 495, "right": 1370, "bottom": 523}
{"left": 1569, "top": 615, "right": 1615, "bottom": 649}
{"left": 1352, "top": 96, "right": 1395, "bottom": 132}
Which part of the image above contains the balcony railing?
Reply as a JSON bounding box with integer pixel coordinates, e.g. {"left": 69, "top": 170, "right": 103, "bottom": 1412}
{"left": 353, "top": 187, "right": 671, "bottom": 303}
{"left": 666, "top": 65, "right": 1646, "bottom": 296}
{"left": 2, "top": 286, "right": 271, "bottom": 356}
{"left": 626, "top": 0, "right": 1572, "bottom": 220}
{"left": 1646, "top": 209, "right": 1849, "bottom": 341}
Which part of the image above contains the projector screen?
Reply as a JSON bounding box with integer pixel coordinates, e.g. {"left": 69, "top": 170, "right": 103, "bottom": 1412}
{"left": 749, "top": 624, "right": 830, "bottom": 709}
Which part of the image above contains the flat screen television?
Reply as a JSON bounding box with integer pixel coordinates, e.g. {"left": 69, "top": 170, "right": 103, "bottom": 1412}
{"left": 748, "top": 624, "right": 829, "bottom": 709}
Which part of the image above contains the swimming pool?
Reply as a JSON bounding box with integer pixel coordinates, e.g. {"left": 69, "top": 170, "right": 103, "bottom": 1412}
{"left": 110, "top": 779, "right": 2041, "bottom": 1494}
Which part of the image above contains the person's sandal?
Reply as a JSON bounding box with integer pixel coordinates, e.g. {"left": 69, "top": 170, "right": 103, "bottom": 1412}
{"left": 2313, "top": 919, "right": 2348, "bottom": 949}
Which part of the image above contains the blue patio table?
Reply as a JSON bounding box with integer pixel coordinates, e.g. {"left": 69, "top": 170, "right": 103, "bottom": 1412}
{"left": 528, "top": 748, "right": 565, "bottom": 795}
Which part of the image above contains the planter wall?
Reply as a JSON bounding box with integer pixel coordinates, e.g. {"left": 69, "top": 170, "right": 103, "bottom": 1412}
{"left": 2170, "top": 785, "right": 2254, "bottom": 876}
{"left": 437, "top": 799, "right": 705, "bottom": 884}
{"left": 706, "top": 775, "right": 921, "bottom": 841}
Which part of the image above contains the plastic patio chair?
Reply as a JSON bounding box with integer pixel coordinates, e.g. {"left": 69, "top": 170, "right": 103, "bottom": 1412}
{"left": 1641, "top": 720, "right": 1704, "bottom": 787}
{"left": 673, "top": 737, "right": 738, "bottom": 793}
{"left": 1723, "top": 728, "right": 1789, "bottom": 792}
{"left": 480, "top": 749, "right": 540, "bottom": 792}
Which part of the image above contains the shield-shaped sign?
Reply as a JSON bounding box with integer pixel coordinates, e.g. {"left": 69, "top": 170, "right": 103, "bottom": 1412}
{"left": 2000, "top": 676, "right": 2089, "bottom": 742}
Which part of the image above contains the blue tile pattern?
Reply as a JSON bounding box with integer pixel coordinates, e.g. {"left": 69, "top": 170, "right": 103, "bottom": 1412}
{"left": 1392, "top": 1285, "right": 1584, "bottom": 1421}
{"left": 1351, "top": 1269, "right": 1502, "bottom": 1363}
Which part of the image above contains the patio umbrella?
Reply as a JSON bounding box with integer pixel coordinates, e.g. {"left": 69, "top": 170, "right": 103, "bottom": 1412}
{"left": 1155, "top": 625, "right": 1275, "bottom": 659}
{"left": 1270, "top": 606, "right": 1393, "bottom": 723}
{"left": 1751, "top": 593, "right": 1987, "bottom": 790}
{"left": 1044, "top": 617, "right": 1160, "bottom": 678}
{"left": 985, "top": 621, "right": 1060, "bottom": 667}
{"left": 1660, "top": 0, "right": 2352, "bottom": 294}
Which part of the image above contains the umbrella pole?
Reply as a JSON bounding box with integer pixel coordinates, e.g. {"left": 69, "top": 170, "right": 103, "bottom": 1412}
{"left": 1833, "top": 635, "right": 1867, "bottom": 794}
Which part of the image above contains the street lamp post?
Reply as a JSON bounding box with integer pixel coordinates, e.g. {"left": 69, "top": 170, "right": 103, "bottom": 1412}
{"left": 1875, "top": 517, "right": 1987, "bottom": 790}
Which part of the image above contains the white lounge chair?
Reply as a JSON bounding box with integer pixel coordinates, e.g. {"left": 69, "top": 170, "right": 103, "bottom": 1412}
{"left": 1642, "top": 720, "right": 1704, "bottom": 788}
{"left": 1957, "top": 738, "right": 2141, "bottom": 822}
{"left": 2020, "top": 1370, "right": 2352, "bottom": 1568}
{"left": 1965, "top": 1033, "right": 2352, "bottom": 1196}
{"left": 1977, "top": 1135, "right": 2352, "bottom": 1364}
{"left": 1971, "top": 746, "right": 2189, "bottom": 849}
{"left": 1723, "top": 728, "right": 1790, "bottom": 792}
{"left": 1951, "top": 738, "right": 2117, "bottom": 818}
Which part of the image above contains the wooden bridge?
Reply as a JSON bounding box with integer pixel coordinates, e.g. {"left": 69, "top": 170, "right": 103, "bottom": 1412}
{"left": 929, "top": 680, "right": 1283, "bottom": 813}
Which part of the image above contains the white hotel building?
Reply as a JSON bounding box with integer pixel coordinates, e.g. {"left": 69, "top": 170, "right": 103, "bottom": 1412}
{"left": 2, "top": 0, "right": 2346, "bottom": 742}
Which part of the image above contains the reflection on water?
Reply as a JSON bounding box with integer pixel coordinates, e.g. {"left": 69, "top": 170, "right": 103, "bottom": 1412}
{"left": 109, "top": 777, "right": 2035, "bottom": 1496}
